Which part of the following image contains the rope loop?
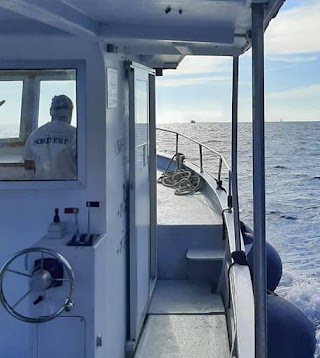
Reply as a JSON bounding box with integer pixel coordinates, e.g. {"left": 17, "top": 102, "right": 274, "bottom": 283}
{"left": 158, "top": 154, "right": 205, "bottom": 195}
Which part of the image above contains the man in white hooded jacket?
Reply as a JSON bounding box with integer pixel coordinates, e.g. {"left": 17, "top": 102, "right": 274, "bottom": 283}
{"left": 24, "top": 95, "right": 76, "bottom": 180}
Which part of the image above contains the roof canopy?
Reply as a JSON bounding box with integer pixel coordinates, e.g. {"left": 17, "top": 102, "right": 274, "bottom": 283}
{"left": 0, "top": 0, "right": 285, "bottom": 69}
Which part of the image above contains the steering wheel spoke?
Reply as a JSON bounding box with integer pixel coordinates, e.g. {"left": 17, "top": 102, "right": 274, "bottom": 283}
{"left": 12, "top": 289, "right": 32, "bottom": 309}
{"left": 6, "top": 268, "right": 31, "bottom": 278}
{"left": 53, "top": 278, "right": 70, "bottom": 282}
{"left": 44, "top": 289, "right": 54, "bottom": 315}
{"left": 40, "top": 252, "right": 44, "bottom": 271}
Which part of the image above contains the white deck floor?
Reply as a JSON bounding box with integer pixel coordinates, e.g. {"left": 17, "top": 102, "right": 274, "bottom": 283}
{"left": 149, "top": 280, "right": 225, "bottom": 314}
{"left": 157, "top": 171, "right": 222, "bottom": 225}
{"left": 134, "top": 280, "right": 229, "bottom": 358}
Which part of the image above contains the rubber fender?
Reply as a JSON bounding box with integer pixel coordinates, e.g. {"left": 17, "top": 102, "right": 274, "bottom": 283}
{"left": 246, "top": 241, "right": 283, "bottom": 292}
{"left": 241, "top": 222, "right": 282, "bottom": 292}
{"left": 267, "top": 294, "right": 316, "bottom": 358}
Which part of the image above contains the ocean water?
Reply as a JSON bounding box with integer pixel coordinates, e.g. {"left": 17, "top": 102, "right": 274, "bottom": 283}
{"left": 157, "top": 121, "right": 320, "bottom": 356}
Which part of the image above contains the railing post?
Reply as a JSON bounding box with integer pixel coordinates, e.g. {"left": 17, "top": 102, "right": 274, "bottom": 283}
{"left": 175, "top": 133, "right": 179, "bottom": 156}
{"left": 143, "top": 143, "right": 146, "bottom": 166}
{"left": 227, "top": 170, "right": 232, "bottom": 212}
{"left": 199, "top": 145, "right": 203, "bottom": 173}
{"left": 217, "top": 157, "right": 223, "bottom": 188}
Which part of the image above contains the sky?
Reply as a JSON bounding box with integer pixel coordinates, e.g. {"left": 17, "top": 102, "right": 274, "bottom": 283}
{"left": 0, "top": 79, "right": 76, "bottom": 131}
{"left": 156, "top": 0, "right": 320, "bottom": 123}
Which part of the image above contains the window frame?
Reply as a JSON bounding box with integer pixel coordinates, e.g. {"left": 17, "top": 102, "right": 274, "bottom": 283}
{"left": 0, "top": 60, "right": 86, "bottom": 189}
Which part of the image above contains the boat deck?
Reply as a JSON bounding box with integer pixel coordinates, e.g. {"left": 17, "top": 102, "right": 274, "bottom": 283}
{"left": 134, "top": 280, "right": 229, "bottom": 358}
{"left": 157, "top": 171, "right": 222, "bottom": 225}
{"left": 148, "top": 170, "right": 229, "bottom": 357}
{"left": 155, "top": 169, "right": 225, "bottom": 284}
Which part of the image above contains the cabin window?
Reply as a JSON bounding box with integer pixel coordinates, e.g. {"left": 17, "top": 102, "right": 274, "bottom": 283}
{"left": 0, "top": 69, "right": 78, "bottom": 182}
{"left": 0, "top": 80, "right": 23, "bottom": 139}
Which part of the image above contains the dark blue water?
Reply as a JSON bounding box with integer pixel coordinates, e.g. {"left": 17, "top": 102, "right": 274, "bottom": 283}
{"left": 157, "top": 121, "right": 320, "bottom": 355}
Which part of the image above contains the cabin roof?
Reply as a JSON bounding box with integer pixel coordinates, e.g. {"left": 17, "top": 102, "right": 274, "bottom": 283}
{"left": 0, "top": 0, "right": 285, "bottom": 69}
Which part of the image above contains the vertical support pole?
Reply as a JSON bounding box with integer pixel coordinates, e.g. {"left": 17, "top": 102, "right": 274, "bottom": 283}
{"left": 252, "top": 3, "right": 267, "bottom": 358}
{"left": 149, "top": 73, "right": 157, "bottom": 281}
{"left": 231, "top": 56, "right": 241, "bottom": 252}
{"left": 128, "top": 65, "right": 137, "bottom": 341}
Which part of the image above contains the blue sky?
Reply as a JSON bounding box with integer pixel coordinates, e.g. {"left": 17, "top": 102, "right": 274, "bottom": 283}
{"left": 157, "top": 0, "right": 320, "bottom": 123}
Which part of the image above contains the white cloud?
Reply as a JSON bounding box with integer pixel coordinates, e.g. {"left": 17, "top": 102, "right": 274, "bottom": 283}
{"left": 265, "top": 1, "right": 320, "bottom": 55}
{"left": 157, "top": 76, "right": 231, "bottom": 87}
{"left": 265, "top": 84, "right": 320, "bottom": 121}
{"left": 163, "top": 56, "right": 232, "bottom": 77}
{"left": 269, "top": 56, "right": 318, "bottom": 63}
{"left": 268, "top": 84, "right": 320, "bottom": 99}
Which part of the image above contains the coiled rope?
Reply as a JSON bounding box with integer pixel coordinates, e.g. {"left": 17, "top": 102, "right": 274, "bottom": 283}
{"left": 158, "top": 153, "right": 204, "bottom": 195}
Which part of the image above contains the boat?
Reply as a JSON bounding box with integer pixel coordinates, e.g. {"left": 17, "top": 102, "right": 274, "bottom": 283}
{"left": 0, "top": 1, "right": 316, "bottom": 358}
{"left": 190, "top": 120, "right": 196, "bottom": 123}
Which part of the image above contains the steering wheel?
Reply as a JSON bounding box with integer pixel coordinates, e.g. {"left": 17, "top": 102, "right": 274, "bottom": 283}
{"left": 0, "top": 247, "right": 74, "bottom": 323}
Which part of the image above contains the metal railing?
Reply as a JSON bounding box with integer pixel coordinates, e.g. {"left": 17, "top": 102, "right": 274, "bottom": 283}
{"left": 157, "top": 126, "right": 245, "bottom": 355}
{"left": 137, "top": 142, "right": 148, "bottom": 166}
{"left": 156, "top": 127, "right": 234, "bottom": 211}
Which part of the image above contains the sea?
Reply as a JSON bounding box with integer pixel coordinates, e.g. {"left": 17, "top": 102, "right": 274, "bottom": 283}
{"left": 157, "top": 121, "right": 320, "bottom": 357}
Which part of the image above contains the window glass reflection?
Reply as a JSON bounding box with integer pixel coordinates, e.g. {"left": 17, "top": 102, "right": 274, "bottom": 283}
{"left": 135, "top": 80, "right": 149, "bottom": 171}
{"left": 39, "top": 81, "right": 77, "bottom": 127}
{"left": 0, "top": 69, "right": 77, "bottom": 181}
{"left": 24, "top": 94, "right": 76, "bottom": 180}
{"left": 0, "top": 81, "right": 23, "bottom": 138}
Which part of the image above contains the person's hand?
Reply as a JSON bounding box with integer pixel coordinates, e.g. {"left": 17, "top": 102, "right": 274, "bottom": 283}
{"left": 24, "top": 160, "right": 35, "bottom": 170}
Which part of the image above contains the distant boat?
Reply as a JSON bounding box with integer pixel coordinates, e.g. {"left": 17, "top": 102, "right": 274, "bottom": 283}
{"left": 0, "top": 100, "right": 5, "bottom": 107}
{"left": 190, "top": 120, "right": 196, "bottom": 123}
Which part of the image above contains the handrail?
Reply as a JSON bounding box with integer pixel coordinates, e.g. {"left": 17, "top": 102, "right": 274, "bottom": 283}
{"left": 156, "top": 127, "right": 233, "bottom": 211}
{"left": 137, "top": 141, "right": 148, "bottom": 148}
{"left": 157, "top": 127, "right": 230, "bottom": 171}
{"left": 137, "top": 142, "right": 148, "bottom": 166}
{"left": 157, "top": 126, "right": 246, "bottom": 356}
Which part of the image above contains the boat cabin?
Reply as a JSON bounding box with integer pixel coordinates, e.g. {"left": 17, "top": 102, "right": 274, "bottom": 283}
{"left": 0, "top": 1, "right": 303, "bottom": 358}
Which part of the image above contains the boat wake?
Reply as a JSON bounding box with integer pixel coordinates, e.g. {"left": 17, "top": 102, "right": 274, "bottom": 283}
{"left": 277, "top": 272, "right": 320, "bottom": 357}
